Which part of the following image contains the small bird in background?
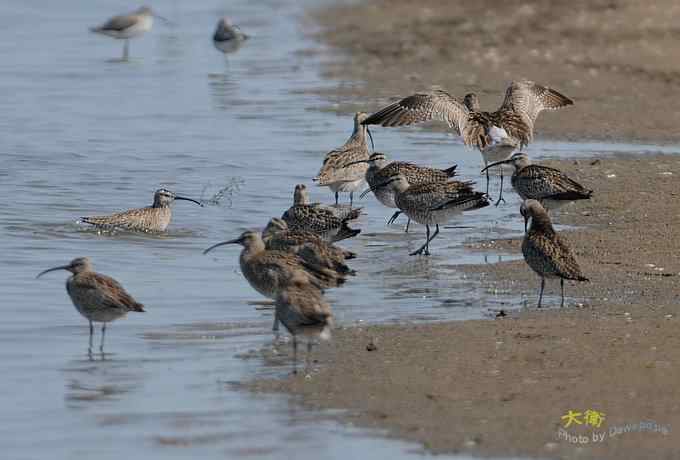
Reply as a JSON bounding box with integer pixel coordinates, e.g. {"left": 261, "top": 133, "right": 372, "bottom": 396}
{"left": 36, "top": 257, "right": 145, "bottom": 355}
{"left": 521, "top": 200, "right": 588, "bottom": 307}
{"left": 213, "top": 17, "right": 249, "bottom": 54}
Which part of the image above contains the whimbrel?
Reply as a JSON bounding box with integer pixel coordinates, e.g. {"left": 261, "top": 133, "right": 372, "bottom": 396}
{"left": 362, "top": 80, "right": 573, "bottom": 201}
{"left": 80, "top": 188, "right": 203, "bottom": 233}
{"left": 521, "top": 200, "right": 588, "bottom": 307}
{"left": 314, "top": 112, "right": 373, "bottom": 207}
{"left": 36, "top": 257, "right": 145, "bottom": 354}
{"left": 263, "top": 217, "right": 356, "bottom": 276}
{"left": 283, "top": 185, "right": 361, "bottom": 242}
{"left": 203, "top": 230, "right": 346, "bottom": 333}
{"left": 293, "top": 183, "right": 358, "bottom": 221}
{"left": 90, "top": 6, "right": 167, "bottom": 60}
{"left": 362, "top": 174, "right": 489, "bottom": 255}
{"left": 275, "top": 275, "right": 333, "bottom": 374}
{"left": 346, "top": 151, "right": 458, "bottom": 231}
{"left": 481, "top": 152, "right": 592, "bottom": 210}
{"left": 213, "top": 17, "right": 248, "bottom": 54}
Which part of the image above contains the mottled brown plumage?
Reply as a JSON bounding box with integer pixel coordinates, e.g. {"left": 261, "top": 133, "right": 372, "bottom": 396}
{"left": 80, "top": 188, "right": 203, "bottom": 233}
{"left": 521, "top": 200, "right": 588, "bottom": 307}
{"left": 36, "top": 257, "right": 144, "bottom": 353}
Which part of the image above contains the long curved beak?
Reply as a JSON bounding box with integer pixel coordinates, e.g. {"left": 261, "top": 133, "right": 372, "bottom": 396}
{"left": 480, "top": 159, "right": 513, "bottom": 174}
{"left": 36, "top": 265, "right": 70, "bottom": 279}
{"left": 175, "top": 196, "right": 204, "bottom": 207}
{"left": 359, "top": 177, "right": 396, "bottom": 199}
{"left": 203, "top": 238, "right": 241, "bottom": 255}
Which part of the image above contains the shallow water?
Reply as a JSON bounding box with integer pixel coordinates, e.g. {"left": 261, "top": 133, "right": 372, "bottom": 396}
{"left": 1, "top": 1, "right": 677, "bottom": 459}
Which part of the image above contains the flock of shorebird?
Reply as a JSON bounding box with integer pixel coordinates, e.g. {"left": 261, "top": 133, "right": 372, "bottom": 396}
{"left": 37, "top": 6, "right": 593, "bottom": 372}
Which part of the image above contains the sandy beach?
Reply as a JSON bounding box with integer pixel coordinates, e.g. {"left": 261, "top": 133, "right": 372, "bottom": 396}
{"left": 249, "top": 1, "right": 680, "bottom": 458}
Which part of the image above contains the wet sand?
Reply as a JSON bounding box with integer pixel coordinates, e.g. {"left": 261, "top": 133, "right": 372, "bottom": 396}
{"left": 249, "top": 1, "right": 680, "bottom": 459}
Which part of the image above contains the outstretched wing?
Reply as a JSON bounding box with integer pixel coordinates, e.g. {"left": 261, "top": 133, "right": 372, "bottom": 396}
{"left": 500, "top": 80, "right": 573, "bottom": 130}
{"left": 362, "top": 90, "right": 470, "bottom": 135}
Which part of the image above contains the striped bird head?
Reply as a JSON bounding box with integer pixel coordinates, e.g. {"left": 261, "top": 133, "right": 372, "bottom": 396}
{"left": 37, "top": 257, "right": 93, "bottom": 278}
{"left": 153, "top": 188, "right": 203, "bottom": 208}
{"left": 263, "top": 217, "right": 289, "bottom": 238}
{"left": 203, "top": 230, "right": 264, "bottom": 255}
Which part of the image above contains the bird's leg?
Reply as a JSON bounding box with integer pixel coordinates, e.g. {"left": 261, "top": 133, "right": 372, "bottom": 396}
{"left": 425, "top": 224, "right": 440, "bottom": 255}
{"left": 304, "top": 342, "right": 313, "bottom": 375}
{"left": 485, "top": 163, "right": 491, "bottom": 198}
{"left": 349, "top": 191, "right": 354, "bottom": 209}
{"left": 386, "top": 211, "right": 401, "bottom": 226}
{"left": 560, "top": 278, "right": 565, "bottom": 308}
{"left": 100, "top": 323, "right": 106, "bottom": 353}
{"left": 405, "top": 218, "right": 411, "bottom": 233}
{"left": 334, "top": 191, "right": 339, "bottom": 206}
{"left": 410, "top": 225, "right": 431, "bottom": 256}
{"left": 494, "top": 172, "right": 506, "bottom": 206}
{"left": 88, "top": 321, "right": 94, "bottom": 356}
{"left": 538, "top": 278, "right": 545, "bottom": 308}
{"left": 123, "top": 39, "right": 129, "bottom": 61}
{"left": 292, "top": 336, "right": 298, "bottom": 374}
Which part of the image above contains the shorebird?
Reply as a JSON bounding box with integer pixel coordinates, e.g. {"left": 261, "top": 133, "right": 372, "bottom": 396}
{"left": 263, "top": 217, "right": 356, "bottom": 276}
{"left": 314, "top": 112, "right": 373, "bottom": 207}
{"left": 282, "top": 185, "right": 361, "bottom": 242}
{"left": 213, "top": 17, "right": 248, "bottom": 54}
{"left": 275, "top": 275, "right": 333, "bottom": 374}
{"left": 362, "top": 174, "right": 489, "bottom": 255}
{"left": 481, "top": 152, "right": 592, "bottom": 210}
{"left": 293, "top": 183, "right": 358, "bottom": 221}
{"left": 80, "top": 188, "right": 203, "bottom": 233}
{"left": 362, "top": 80, "right": 573, "bottom": 202}
{"left": 36, "top": 257, "right": 145, "bottom": 354}
{"left": 521, "top": 200, "right": 588, "bottom": 307}
{"left": 346, "top": 151, "right": 458, "bottom": 231}
{"left": 203, "top": 230, "right": 346, "bottom": 333}
{"left": 90, "top": 6, "right": 168, "bottom": 60}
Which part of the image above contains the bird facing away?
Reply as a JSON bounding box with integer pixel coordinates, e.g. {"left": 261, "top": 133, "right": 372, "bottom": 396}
{"left": 362, "top": 80, "right": 573, "bottom": 200}
{"left": 481, "top": 152, "right": 593, "bottom": 210}
{"left": 293, "top": 183, "right": 359, "bottom": 221}
{"left": 275, "top": 275, "right": 333, "bottom": 374}
{"left": 90, "top": 6, "right": 167, "bottom": 60}
{"left": 282, "top": 184, "right": 362, "bottom": 243}
{"left": 36, "top": 257, "right": 145, "bottom": 354}
{"left": 213, "top": 17, "right": 248, "bottom": 53}
{"left": 362, "top": 174, "right": 489, "bottom": 255}
{"left": 521, "top": 199, "right": 588, "bottom": 307}
{"left": 203, "top": 230, "right": 346, "bottom": 333}
{"left": 347, "top": 151, "right": 458, "bottom": 231}
{"left": 314, "top": 112, "right": 373, "bottom": 207}
{"left": 80, "top": 188, "right": 203, "bottom": 233}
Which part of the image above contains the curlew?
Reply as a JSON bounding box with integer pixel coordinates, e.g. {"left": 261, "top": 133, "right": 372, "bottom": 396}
{"left": 275, "top": 275, "right": 333, "bottom": 374}
{"left": 80, "top": 188, "right": 203, "bottom": 233}
{"left": 213, "top": 17, "right": 248, "bottom": 54}
{"left": 90, "top": 6, "right": 168, "bottom": 60}
{"left": 481, "top": 152, "right": 592, "bottom": 210}
{"left": 362, "top": 173, "right": 489, "bottom": 255}
{"left": 203, "top": 230, "right": 346, "bottom": 334}
{"left": 521, "top": 200, "right": 588, "bottom": 307}
{"left": 346, "top": 151, "right": 458, "bottom": 231}
{"left": 282, "top": 185, "right": 361, "bottom": 243}
{"left": 362, "top": 80, "right": 573, "bottom": 202}
{"left": 314, "top": 112, "right": 374, "bottom": 207}
{"left": 36, "top": 257, "right": 145, "bottom": 354}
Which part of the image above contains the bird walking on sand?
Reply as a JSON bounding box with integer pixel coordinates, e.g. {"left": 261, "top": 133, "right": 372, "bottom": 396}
{"left": 263, "top": 217, "right": 356, "bottom": 275}
{"left": 481, "top": 152, "right": 592, "bottom": 210}
{"left": 36, "top": 257, "right": 145, "bottom": 354}
{"left": 362, "top": 174, "right": 489, "bottom": 255}
{"left": 80, "top": 188, "right": 203, "bottom": 233}
{"left": 90, "top": 6, "right": 168, "bottom": 60}
{"left": 346, "top": 151, "right": 458, "bottom": 231}
{"left": 314, "top": 112, "right": 374, "bottom": 207}
{"left": 203, "top": 230, "right": 346, "bottom": 334}
{"left": 275, "top": 276, "right": 333, "bottom": 374}
{"left": 283, "top": 185, "right": 361, "bottom": 242}
{"left": 213, "top": 17, "right": 248, "bottom": 53}
{"left": 521, "top": 200, "right": 588, "bottom": 307}
{"left": 362, "top": 80, "right": 573, "bottom": 202}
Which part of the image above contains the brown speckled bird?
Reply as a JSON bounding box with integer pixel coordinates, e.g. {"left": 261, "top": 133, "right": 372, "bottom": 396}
{"left": 36, "top": 257, "right": 145, "bottom": 353}
{"left": 203, "top": 230, "right": 346, "bottom": 333}
{"left": 347, "top": 151, "right": 458, "bottom": 231}
{"left": 80, "top": 188, "right": 203, "bottom": 233}
{"left": 521, "top": 200, "right": 588, "bottom": 307}
{"left": 282, "top": 185, "right": 361, "bottom": 242}
{"left": 362, "top": 80, "right": 573, "bottom": 200}
{"left": 314, "top": 112, "right": 373, "bottom": 206}
{"left": 275, "top": 275, "right": 333, "bottom": 374}
{"left": 482, "top": 152, "right": 592, "bottom": 210}
{"left": 362, "top": 173, "right": 489, "bottom": 255}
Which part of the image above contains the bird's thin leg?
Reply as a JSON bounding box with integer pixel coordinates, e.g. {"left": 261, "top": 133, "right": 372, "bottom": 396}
{"left": 538, "top": 278, "right": 545, "bottom": 308}
{"left": 405, "top": 218, "right": 411, "bottom": 233}
{"left": 560, "top": 278, "right": 565, "bottom": 308}
{"left": 426, "top": 224, "right": 440, "bottom": 255}
{"left": 485, "top": 162, "right": 490, "bottom": 196}
{"left": 495, "top": 172, "right": 506, "bottom": 206}
{"left": 123, "top": 39, "right": 129, "bottom": 60}
{"left": 410, "top": 225, "right": 431, "bottom": 256}
{"left": 100, "top": 323, "right": 106, "bottom": 353}
{"left": 349, "top": 191, "right": 354, "bottom": 209}
{"left": 387, "top": 211, "right": 401, "bottom": 226}
{"left": 305, "top": 342, "right": 313, "bottom": 374}
{"left": 292, "top": 336, "right": 298, "bottom": 374}
{"left": 334, "top": 191, "right": 339, "bottom": 206}
{"left": 88, "top": 321, "right": 94, "bottom": 355}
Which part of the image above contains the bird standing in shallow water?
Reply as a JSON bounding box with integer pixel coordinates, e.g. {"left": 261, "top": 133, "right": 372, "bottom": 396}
{"left": 90, "top": 6, "right": 168, "bottom": 60}
{"left": 36, "top": 257, "right": 145, "bottom": 355}
{"left": 521, "top": 200, "right": 588, "bottom": 307}
{"left": 213, "top": 17, "right": 248, "bottom": 53}
{"left": 80, "top": 188, "right": 203, "bottom": 233}
{"left": 481, "top": 152, "right": 592, "bottom": 210}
